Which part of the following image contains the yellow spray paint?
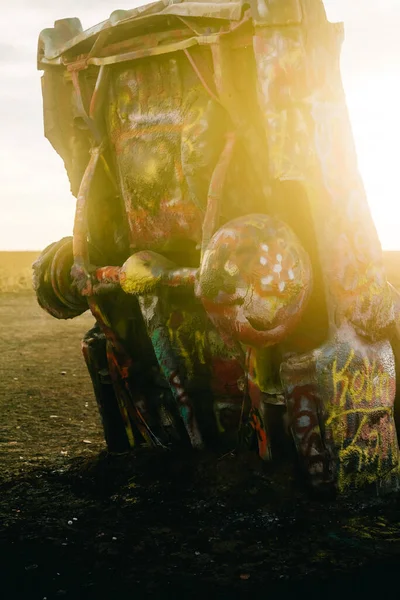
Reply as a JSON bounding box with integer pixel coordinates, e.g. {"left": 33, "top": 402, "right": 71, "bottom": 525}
{"left": 120, "top": 254, "right": 160, "bottom": 295}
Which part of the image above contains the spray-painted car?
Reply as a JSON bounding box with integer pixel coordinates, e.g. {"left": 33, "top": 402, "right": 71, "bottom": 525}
{"left": 34, "top": 0, "right": 400, "bottom": 495}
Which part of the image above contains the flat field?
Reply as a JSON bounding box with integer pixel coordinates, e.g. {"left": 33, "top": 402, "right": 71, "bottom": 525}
{"left": 0, "top": 251, "right": 40, "bottom": 292}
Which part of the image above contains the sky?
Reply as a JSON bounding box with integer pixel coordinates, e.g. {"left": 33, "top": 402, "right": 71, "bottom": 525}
{"left": 0, "top": 0, "right": 399, "bottom": 250}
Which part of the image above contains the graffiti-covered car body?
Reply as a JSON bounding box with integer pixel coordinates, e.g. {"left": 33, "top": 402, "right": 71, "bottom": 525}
{"left": 34, "top": 0, "right": 400, "bottom": 495}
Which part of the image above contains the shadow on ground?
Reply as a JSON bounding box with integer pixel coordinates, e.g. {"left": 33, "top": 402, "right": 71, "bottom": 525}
{"left": 2, "top": 448, "right": 400, "bottom": 599}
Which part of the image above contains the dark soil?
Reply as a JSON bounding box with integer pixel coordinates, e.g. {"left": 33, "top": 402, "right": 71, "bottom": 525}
{"left": 1, "top": 293, "right": 400, "bottom": 599}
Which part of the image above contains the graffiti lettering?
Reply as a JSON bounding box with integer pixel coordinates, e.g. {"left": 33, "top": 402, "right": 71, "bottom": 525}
{"left": 328, "top": 348, "right": 397, "bottom": 491}
{"left": 331, "top": 350, "right": 391, "bottom": 410}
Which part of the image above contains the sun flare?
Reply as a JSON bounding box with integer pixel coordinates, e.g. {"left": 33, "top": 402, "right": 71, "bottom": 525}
{"left": 324, "top": 0, "right": 400, "bottom": 250}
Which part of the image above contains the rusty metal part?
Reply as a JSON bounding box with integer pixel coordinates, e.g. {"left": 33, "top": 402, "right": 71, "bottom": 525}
{"left": 97, "top": 28, "right": 195, "bottom": 58}
{"left": 89, "top": 66, "right": 108, "bottom": 120}
{"left": 183, "top": 48, "right": 222, "bottom": 106}
{"left": 33, "top": 238, "right": 88, "bottom": 320}
{"left": 80, "top": 35, "right": 221, "bottom": 67}
{"left": 37, "top": 1, "right": 246, "bottom": 65}
{"left": 70, "top": 71, "right": 101, "bottom": 143}
{"left": 72, "top": 144, "right": 104, "bottom": 294}
{"left": 201, "top": 131, "right": 236, "bottom": 260}
{"left": 93, "top": 258, "right": 198, "bottom": 297}
{"left": 69, "top": 53, "right": 116, "bottom": 189}
{"left": 87, "top": 297, "right": 165, "bottom": 449}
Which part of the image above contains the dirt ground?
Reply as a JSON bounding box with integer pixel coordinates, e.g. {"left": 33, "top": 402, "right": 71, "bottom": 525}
{"left": 2, "top": 293, "right": 400, "bottom": 599}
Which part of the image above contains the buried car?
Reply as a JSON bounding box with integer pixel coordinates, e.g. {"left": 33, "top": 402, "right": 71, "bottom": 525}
{"left": 34, "top": 0, "right": 400, "bottom": 495}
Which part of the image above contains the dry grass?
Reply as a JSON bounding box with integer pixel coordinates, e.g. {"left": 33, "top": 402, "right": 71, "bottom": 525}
{"left": 0, "top": 251, "right": 39, "bottom": 292}
{"left": 0, "top": 250, "right": 399, "bottom": 293}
